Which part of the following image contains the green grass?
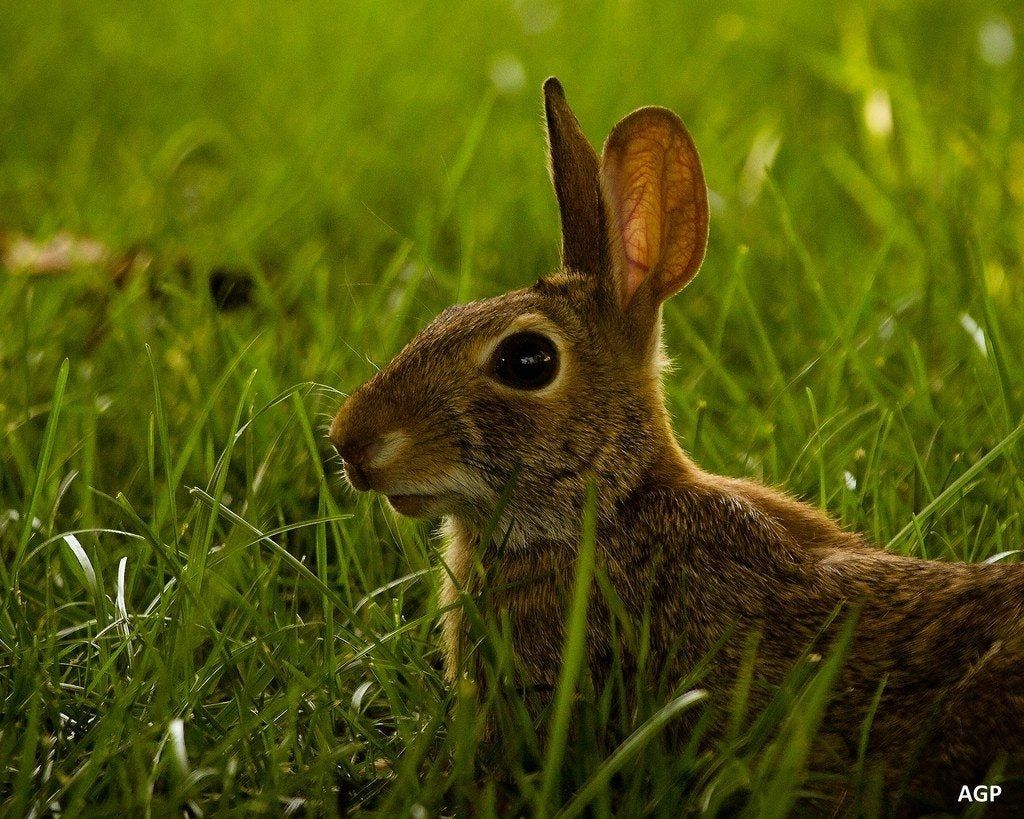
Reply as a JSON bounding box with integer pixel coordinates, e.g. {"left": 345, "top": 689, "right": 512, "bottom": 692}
{"left": 2, "top": 0, "right": 1023, "bottom": 814}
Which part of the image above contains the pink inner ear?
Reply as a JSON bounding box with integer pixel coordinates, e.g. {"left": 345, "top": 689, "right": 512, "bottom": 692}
{"left": 602, "top": 110, "right": 708, "bottom": 309}
{"left": 616, "top": 135, "right": 667, "bottom": 305}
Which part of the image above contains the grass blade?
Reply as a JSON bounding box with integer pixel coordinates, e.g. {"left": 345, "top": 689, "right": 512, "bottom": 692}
{"left": 10, "top": 358, "right": 69, "bottom": 585}
{"left": 556, "top": 689, "right": 707, "bottom": 819}
{"left": 887, "top": 420, "right": 1024, "bottom": 551}
{"left": 537, "top": 480, "right": 599, "bottom": 816}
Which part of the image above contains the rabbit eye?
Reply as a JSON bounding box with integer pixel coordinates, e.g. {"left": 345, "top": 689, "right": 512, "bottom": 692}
{"left": 491, "top": 332, "right": 559, "bottom": 390}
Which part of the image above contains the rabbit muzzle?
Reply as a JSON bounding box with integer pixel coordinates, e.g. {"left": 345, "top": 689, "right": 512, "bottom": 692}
{"left": 329, "top": 390, "right": 460, "bottom": 516}
{"left": 330, "top": 409, "right": 404, "bottom": 491}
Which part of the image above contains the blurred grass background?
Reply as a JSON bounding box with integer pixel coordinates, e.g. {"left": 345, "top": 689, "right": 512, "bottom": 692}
{"left": 1, "top": 0, "right": 1023, "bottom": 814}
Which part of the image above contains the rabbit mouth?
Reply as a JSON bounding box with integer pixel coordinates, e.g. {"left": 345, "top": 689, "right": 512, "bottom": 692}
{"left": 386, "top": 493, "right": 439, "bottom": 517}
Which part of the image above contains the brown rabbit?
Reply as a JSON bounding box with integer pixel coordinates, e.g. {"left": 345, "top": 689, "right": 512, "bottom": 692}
{"left": 330, "top": 78, "right": 1024, "bottom": 810}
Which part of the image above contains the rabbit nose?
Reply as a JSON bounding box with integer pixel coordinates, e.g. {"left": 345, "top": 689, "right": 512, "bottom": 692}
{"left": 336, "top": 437, "right": 380, "bottom": 468}
{"left": 334, "top": 437, "right": 383, "bottom": 492}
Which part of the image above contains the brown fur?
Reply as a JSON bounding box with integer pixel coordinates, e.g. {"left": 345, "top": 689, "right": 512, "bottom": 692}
{"left": 330, "top": 80, "right": 1024, "bottom": 810}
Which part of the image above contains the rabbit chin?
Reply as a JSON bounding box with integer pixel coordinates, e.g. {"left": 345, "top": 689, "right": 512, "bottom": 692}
{"left": 386, "top": 493, "right": 444, "bottom": 517}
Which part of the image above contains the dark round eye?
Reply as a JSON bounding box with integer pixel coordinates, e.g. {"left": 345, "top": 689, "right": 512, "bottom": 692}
{"left": 491, "top": 332, "right": 559, "bottom": 390}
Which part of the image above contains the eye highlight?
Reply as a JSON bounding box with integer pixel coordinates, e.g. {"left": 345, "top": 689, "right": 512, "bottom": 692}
{"left": 490, "top": 332, "right": 559, "bottom": 390}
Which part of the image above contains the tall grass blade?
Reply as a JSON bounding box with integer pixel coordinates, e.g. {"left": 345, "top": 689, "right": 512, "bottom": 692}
{"left": 537, "top": 480, "right": 599, "bottom": 816}
{"left": 887, "top": 420, "right": 1024, "bottom": 550}
{"left": 10, "top": 358, "right": 69, "bottom": 584}
{"left": 557, "top": 689, "right": 708, "bottom": 819}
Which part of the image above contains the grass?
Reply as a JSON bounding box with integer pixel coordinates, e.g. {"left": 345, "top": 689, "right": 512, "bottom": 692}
{"left": 1, "top": 0, "right": 1023, "bottom": 814}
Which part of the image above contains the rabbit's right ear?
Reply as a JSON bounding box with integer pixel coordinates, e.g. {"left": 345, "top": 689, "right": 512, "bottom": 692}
{"left": 544, "top": 78, "right": 605, "bottom": 274}
{"left": 599, "top": 107, "right": 709, "bottom": 312}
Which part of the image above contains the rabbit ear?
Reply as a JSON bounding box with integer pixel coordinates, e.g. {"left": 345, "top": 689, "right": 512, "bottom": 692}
{"left": 544, "top": 78, "right": 605, "bottom": 274}
{"left": 600, "top": 107, "right": 708, "bottom": 310}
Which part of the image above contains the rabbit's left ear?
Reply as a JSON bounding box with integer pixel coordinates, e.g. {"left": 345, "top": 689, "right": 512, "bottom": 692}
{"left": 600, "top": 107, "right": 709, "bottom": 310}
{"left": 544, "top": 78, "right": 605, "bottom": 274}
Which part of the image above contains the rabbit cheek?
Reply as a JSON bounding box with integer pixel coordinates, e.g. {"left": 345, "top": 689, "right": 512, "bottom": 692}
{"left": 470, "top": 397, "right": 540, "bottom": 468}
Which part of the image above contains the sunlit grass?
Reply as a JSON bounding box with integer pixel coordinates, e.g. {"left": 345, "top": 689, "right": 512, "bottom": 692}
{"left": 1, "top": 0, "right": 1023, "bottom": 813}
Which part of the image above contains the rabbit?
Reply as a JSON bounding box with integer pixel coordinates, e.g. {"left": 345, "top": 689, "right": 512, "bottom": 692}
{"left": 329, "top": 78, "right": 1024, "bottom": 810}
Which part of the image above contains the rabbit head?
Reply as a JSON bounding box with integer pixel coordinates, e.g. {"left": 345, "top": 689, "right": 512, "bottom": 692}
{"left": 329, "top": 78, "right": 709, "bottom": 540}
